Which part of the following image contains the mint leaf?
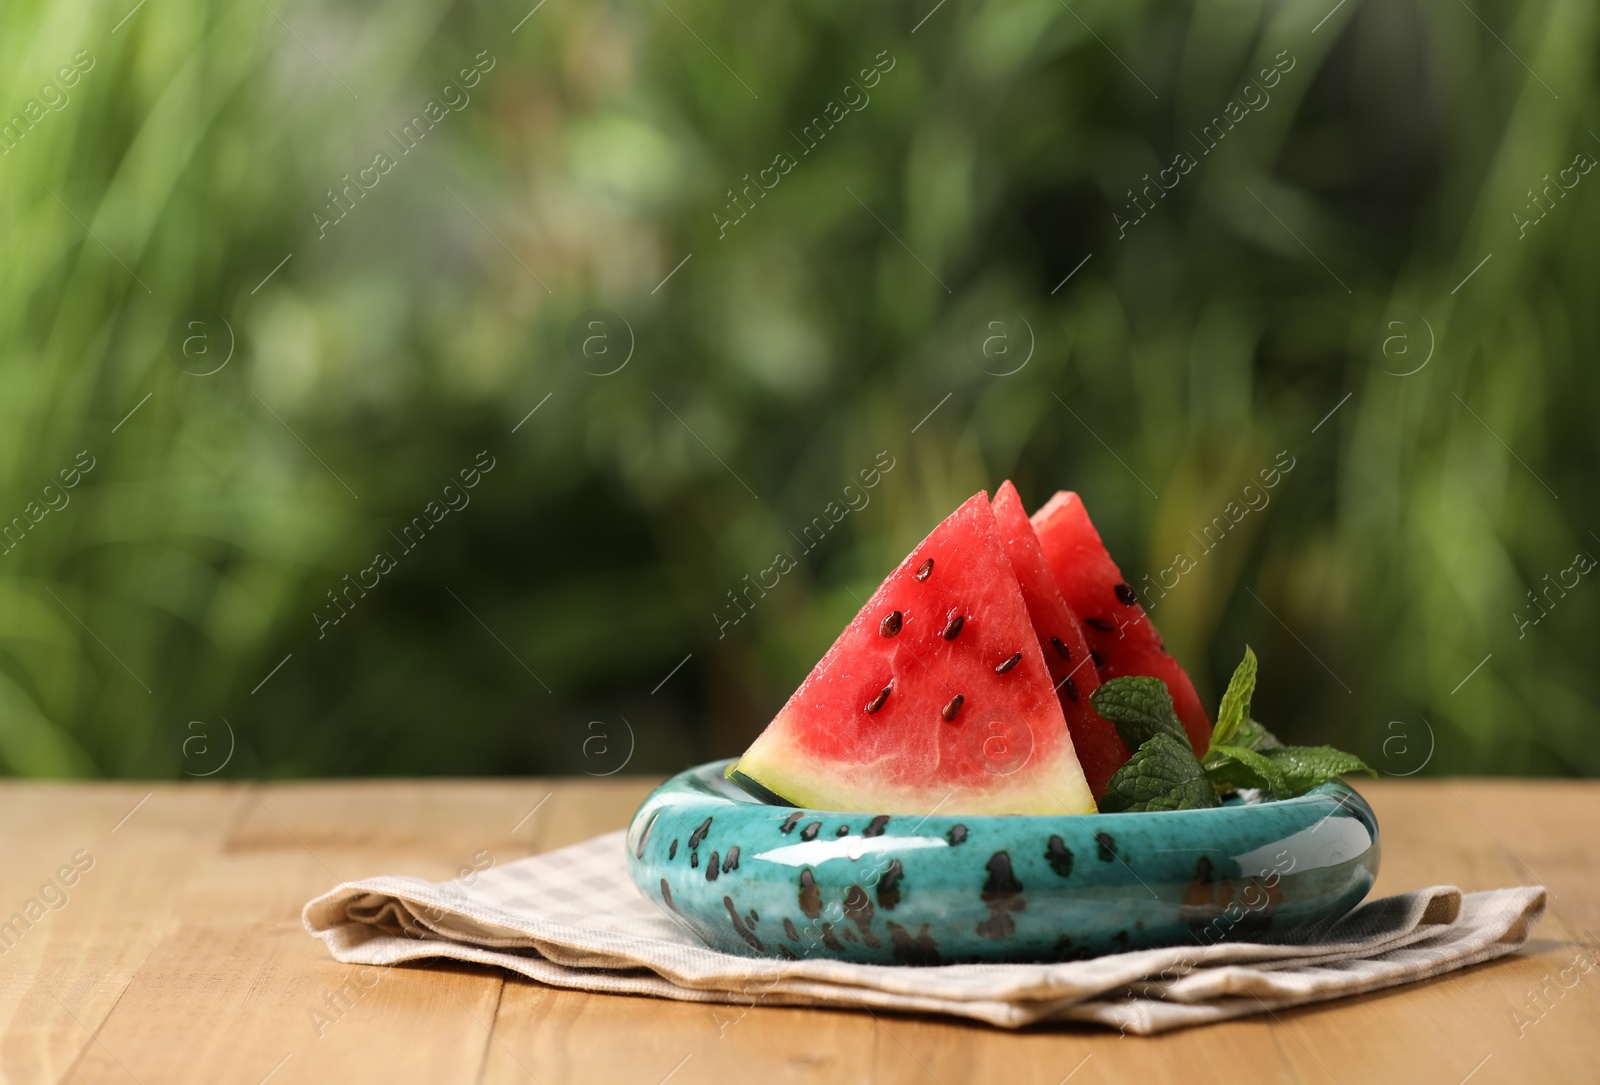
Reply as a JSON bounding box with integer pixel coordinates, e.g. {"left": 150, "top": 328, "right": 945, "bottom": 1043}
{"left": 1091, "top": 676, "right": 1189, "bottom": 752}
{"left": 1205, "top": 743, "right": 1292, "bottom": 799}
{"left": 1261, "top": 746, "right": 1377, "bottom": 792}
{"left": 1232, "top": 716, "right": 1282, "bottom": 752}
{"left": 1100, "top": 732, "right": 1219, "bottom": 813}
{"left": 1209, "top": 646, "right": 1258, "bottom": 749}
{"left": 1204, "top": 742, "right": 1376, "bottom": 799}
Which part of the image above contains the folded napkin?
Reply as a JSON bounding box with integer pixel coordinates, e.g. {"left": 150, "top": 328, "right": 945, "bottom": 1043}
{"left": 302, "top": 830, "right": 1546, "bottom": 1034}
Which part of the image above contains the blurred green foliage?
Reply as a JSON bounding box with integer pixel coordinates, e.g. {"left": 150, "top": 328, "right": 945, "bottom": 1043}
{"left": 1, "top": 0, "right": 1595, "bottom": 780}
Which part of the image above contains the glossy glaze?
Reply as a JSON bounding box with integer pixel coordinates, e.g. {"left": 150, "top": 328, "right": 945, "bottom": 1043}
{"left": 625, "top": 760, "right": 1381, "bottom": 964}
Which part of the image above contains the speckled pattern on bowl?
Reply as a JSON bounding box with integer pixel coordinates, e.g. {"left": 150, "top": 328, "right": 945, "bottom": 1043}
{"left": 625, "top": 760, "right": 1380, "bottom": 964}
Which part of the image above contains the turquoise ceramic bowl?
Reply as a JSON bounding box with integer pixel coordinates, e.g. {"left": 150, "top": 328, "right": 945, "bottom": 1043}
{"left": 625, "top": 760, "right": 1380, "bottom": 964}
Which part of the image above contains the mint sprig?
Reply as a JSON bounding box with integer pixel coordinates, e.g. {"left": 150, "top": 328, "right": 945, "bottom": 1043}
{"left": 1091, "top": 646, "right": 1376, "bottom": 813}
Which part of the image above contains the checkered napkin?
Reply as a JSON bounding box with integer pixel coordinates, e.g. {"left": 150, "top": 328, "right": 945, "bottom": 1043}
{"left": 302, "top": 830, "right": 1546, "bottom": 1034}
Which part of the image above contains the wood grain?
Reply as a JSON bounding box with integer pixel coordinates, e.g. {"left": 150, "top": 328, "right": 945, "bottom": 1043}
{"left": 0, "top": 778, "right": 1595, "bottom": 1085}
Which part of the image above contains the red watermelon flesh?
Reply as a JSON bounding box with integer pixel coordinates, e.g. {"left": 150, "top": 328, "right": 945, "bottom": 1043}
{"left": 991, "top": 481, "right": 1129, "bottom": 798}
{"left": 1030, "top": 491, "right": 1212, "bottom": 756}
{"left": 732, "top": 492, "right": 1097, "bottom": 815}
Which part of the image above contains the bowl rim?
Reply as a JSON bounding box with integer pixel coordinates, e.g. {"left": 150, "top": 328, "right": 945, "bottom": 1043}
{"left": 643, "top": 758, "right": 1370, "bottom": 826}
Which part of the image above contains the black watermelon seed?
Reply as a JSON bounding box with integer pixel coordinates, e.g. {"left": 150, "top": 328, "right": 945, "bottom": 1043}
{"left": 778, "top": 945, "right": 797, "bottom": 959}
{"left": 915, "top": 558, "right": 934, "bottom": 581}
{"left": 1090, "top": 649, "right": 1106, "bottom": 668}
{"left": 668, "top": 839, "right": 678, "bottom": 860}
{"left": 820, "top": 923, "right": 844, "bottom": 951}
{"left": 1085, "top": 617, "right": 1115, "bottom": 632}
{"left": 947, "top": 824, "right": 968, "bottom": 845}
{"left": 779, "top": 811, "right": 804, "bottom": 834}
{"left": 836, "top": 825, "right": 850, "bottom": 837}
{"left": 690, "top": 851, "right": 699, "bottom": 868}
{"left": 783, "top": 917, "right": 801, "bottom": 942}
{"left": 1115, "top": 583, "right": 1138, "bottom": 606}
{"left": 1063, "top": 677, "right": 1080, "bottom": 702}
{"left": 749, "top": 909, "right": 759, "bottom": 924}
{"left": 635, "top": 811, "right": 658, "bottom": 859}
{"left": 1050, "top": 636, "right": 1072, "bottom": 659}
{"left": 1096, "top": 832, "right": 1117, "bottom": 862}
{"left": 941, "top": 694, "right": 964, "bottom": 722}
{"left": 995, "top": 651, "right": 1023, "bottom": 674}
{"left": 800, "top": 821, "right": 821, "bottom": 841}
{"left": 942, "top": 610, "right": 965, "bottom": 640}
{"left": 723, "top": 846, "right": 740, "bottom": 872}
{"left": 705, "top": 851, "right": 720, "bottom": 881}
{"left": 879, "top": 610, "right": 903, "bottom": 637}
{"left": 688, "top": 817, "right": 713, "bottom": 850}
{"left": 877, "top": 859, "right": 904, "bottom": 910}
{"left": 1045, "top": 835, "right": 1074, "bottom": 878}
{"left": 865, "top": 682, "right": 892, "bottom": 715}
{"left": 798, "top": 868, "right": 822, "bottom": 918}
{"left": 659, "top": 878, "right": 680, "bottom": 914}
{"left": 863, "top": 815, "right": 891, "bottom": 837}
{"left": 842, "top": 927, "right": 858, "bottom": 943}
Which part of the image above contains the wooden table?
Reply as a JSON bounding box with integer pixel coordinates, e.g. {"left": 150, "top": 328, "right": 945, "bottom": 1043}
{"left": 1, "top": 779, "right": 1596, "bottom": 1084}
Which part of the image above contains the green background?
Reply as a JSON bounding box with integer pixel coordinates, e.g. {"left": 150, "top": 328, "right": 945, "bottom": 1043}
{"left": 1, "top": 0, "right": 1594, "bottom": 780}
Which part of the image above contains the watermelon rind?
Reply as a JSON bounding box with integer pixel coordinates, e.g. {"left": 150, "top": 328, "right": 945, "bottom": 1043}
{"left": 734, "top": 723, "right": 1096, "bottom": 815}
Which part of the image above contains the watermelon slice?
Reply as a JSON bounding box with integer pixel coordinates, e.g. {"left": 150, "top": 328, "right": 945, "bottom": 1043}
{"left": 1030, "top": 491, "right": 1212, "bottom": 756}
{"left": 990, "top": 482, "right": 1128, "bottom": 798}
{"left": 731, "top": 492, "right": 1097, "bottom": 816}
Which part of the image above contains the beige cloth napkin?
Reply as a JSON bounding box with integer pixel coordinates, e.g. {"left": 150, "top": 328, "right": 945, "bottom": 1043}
{"left": 302, "top": 830, "right": 1546, "bottom": 1034}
